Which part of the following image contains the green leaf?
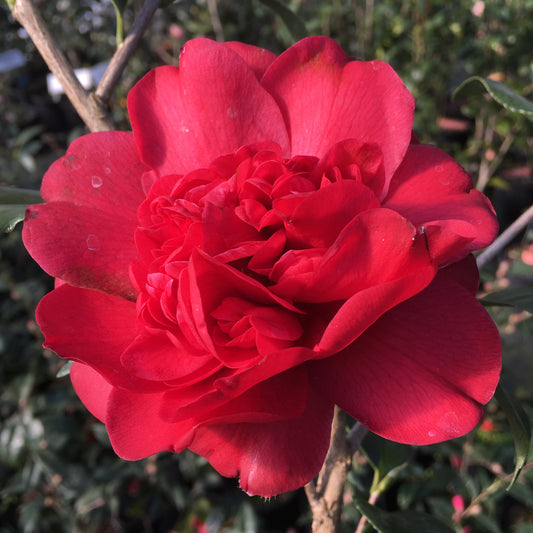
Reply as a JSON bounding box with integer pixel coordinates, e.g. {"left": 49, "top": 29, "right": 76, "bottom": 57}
{"left": 454, "top": 76, "right": 533, "bottom": 121}
{"left": 0, "top": 205, "right": 27, "bottom": 232}
{"left": 362, "top": 433, "right": 411, "bottom": 494}
{"left": 353, "top": 496, "right": 455, "bottom": 533}
{"left": 111, "top": 0, "right": 129, "bottom": 45}
{"left": 257, "top": 0, "right": 308, "bottom": 42}
{"left": 0, "top": 186, "right": 42, "bottom": 204}
{"left": 56, "top": 361, "right": 73, "bottom": 378}
{"left": 480, "top": 287, "right": 533, "bottom": 313}
{"left": 0, "top": 187, "right": 42, "bottom": 233}
{"left": 495, "top": 383, "right": 531, "bottom": 488}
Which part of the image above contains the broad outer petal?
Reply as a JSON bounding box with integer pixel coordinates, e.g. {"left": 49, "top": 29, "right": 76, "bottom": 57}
{"left": 223, "top": 41, "right": 277, "bottom": 79}
{"left": 23, "top": 132, "right": 146, "bottom": 299}
{"left": 189, "top": 384, "right": 335, "bottom": 497}
{"left": 383, "top": 144, "right": 498, "bottom": 262}
{"left": 262, "top": 36, "right": 414, "bottom": 183}
{"left": 309, "top": 272, "right": 501, "bottom": 444}
{"left": 128, "top": 38, "right": 290, "bottom": 176}
{"left": 70, "top": 362, "right": 112, "bottom": 423}
{"left": 36, "top": 284, "right": 161, "bottom": 392}
{"left": 105, "top": 388, "right": 195, "bottom": 460}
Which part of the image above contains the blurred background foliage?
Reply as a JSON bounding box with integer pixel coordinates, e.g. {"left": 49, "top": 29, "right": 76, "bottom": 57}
{"left": 1, "top": 0, "right": 533, "bottom": 531}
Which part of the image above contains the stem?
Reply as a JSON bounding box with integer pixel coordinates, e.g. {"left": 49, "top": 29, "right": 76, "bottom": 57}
{"left": 476, "top": 203, "right": 533, "bottom": 269}
{"left": 354, "top": 490, "right": 379, "bottom": 533}
{"left": 461, "top": 461, "right": 533, "bottom": 519}
{"left": 12, "top": 0, "right": 113, "bottom": 132}
{"left": 96, "top": 0, "right": 162, "bottom": 104}
{"left": 207, "top": 0, "right": 224, "bottom": 42}
{"left": 305, "top": 407, "right": 352, "bottom": 533}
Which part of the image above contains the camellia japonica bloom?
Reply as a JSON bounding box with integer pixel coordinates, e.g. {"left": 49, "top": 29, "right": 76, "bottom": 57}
{"left": 23, "top": 37, "right": 501, "bottom": 497}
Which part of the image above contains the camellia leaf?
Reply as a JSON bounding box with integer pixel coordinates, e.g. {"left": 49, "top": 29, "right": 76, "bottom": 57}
{"left": 0, "top": 187, "right": 42, "bottom": 233}
{"left": 0, "top": 205, "right": 27, "bottom": 232}
{"left": 111, "top": 0, "right": 129, "bottom": 45}
{"left": 56, "top": 361, "right": 73, "bottom": 378}
{"left": 480, "top": 287, "right": 533, "bottom": 313}
{"left": 362, "top": 433, "right": 411, "bottom": 494}
{"left": 0, "top": 186, "right": 42, "bottom": 204}
{"left": 495, "top": 383, "right": 531, "bottom": 488}
{"left": 257, "top": 0, "right": 308, "bottom": 42}
{"left": 353, "top": 495, "right": 455, "bottom": 533}
{"left": 454, "top": 76, "right": 533, "bottom": 121}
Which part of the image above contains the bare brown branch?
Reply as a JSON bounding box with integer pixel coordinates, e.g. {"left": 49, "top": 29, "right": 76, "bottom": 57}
{"left": 305, "top": 407, "right": 352, "bottom": 533}
{"left": 95, "top": 0, "right": 162, "bottom": 104}
{"left": 12, "top": 0, "right": 113, "bottom": 132}
{"left": 476, "top": 203, "right": 533, "bottom": 269}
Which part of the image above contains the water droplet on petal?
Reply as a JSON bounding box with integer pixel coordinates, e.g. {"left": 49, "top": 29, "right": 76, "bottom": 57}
{"left": 64, "top": 155, "right": 81, "bottom": 170}
{"left": 91, "top": 175, "right": 103, "bottom": 188}
{"left": 104, "top": 167, "right": 111, "bottom": 175}
{"left": 436, "top": 411, "right": 460, "bottom": 435}
{"left": 180, "top": 126, "right": 190, "bottom": 134}
{"left": 86, "top": 234, "right": 100, "bottom": 251}
{"left": 226, "top": 106, "right": 238, "bottom": 119}
{"left": 428, "top": 429, "right": 437, "bottom": 438}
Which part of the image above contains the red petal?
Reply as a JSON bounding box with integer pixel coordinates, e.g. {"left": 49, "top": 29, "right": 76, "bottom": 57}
{"left": 282, "top": 180, "right": 380, "bottom": 248}
{"left": 128, "top": 38, "right": 289, "bottom": 176}
{"left": 161, "top": 346, "right": 315, "bottom": 424}
{"left": 70, "top": 362, "right": 112, "bottom": 423}
{"left": 36, "top": 284, "right": 160, "bottom": 392}
{"left": 162, "top": 366, "right": 308, "bottom": 425}
{"left": 121, "top": 329, "right": 222, "bottom": 382}
{"left": 273, "top": 208, "right": 435, "bottom": 302}
{"left": 189, "top": 385, "right": 334, "bottom": 496}
{"left": 317, "top": 265, "right": 435, "bottom": 354}
{"left": 263, "top": 36, "right": 414, "bottom": 180}
{"left": 439, "top": 254, "right": 480, "bottom": 295}
{"left": 23, "top": 132, "right": 146, "bottom": 299}
{"left": 383, "top": 144, "right": 498, "bottom": 263}
{"left": 309, "top": 272, "right": 501, "bottom": 444}
{"left": 223, "top": 41, "right": 277, "bottom": 79}
{"left": 105, "top": 389, "right": 195, "bottom": 459}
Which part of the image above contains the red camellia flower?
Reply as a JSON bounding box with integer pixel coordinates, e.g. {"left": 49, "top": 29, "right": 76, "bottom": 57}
{"left": 23, "top": 37, "right": 501, "bottom": 497}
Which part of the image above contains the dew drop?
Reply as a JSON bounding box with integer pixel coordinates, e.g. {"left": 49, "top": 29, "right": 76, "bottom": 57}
{"left": 226, "top": 106, "right": 238, "bottom": 119}
{"left": 436, "top": 411, "right": 460, "bottom": 435}
{"left": 64, "top": 155, "right": 81, "bottom": 170}
{"left": 180, "top": 126, "right": 190, "bottom": 133}
{"left": 428, "top": 430, "right": 437, "bottom": 438}
{"left": 86, "top": 234, "right": 100, "bottom": 251}
{"left": 91, "top": 175, "right": 103, "bottom": 188}
{"left": 104, "top": 167, "right": 111, "bottom": 175}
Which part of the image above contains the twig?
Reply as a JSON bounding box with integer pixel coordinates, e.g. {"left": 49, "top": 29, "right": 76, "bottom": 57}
{"left": 476, "top": 203, "right": 533, "bottom": 269}
{"left": 305, "top": 407, "right": 352, "bottom": 533}
{"left": 12, "top": 0, "right": 113, "bottom": 132}
{"left": 12, "top": 0, "right": 161, "bottom": 131}
{"left": 95, "top": 0, "right": 162, "bottom": 104}
{"left": 477, "top": 124, "right": 516, "bottom": 192}
{"left": 206, "top": 0, "right": 224, "bottom": 42}
{"left": 461, "top": 461, "right": 533, "bottom": 518}
{"left": 354, "top": 490, "right": 379, "bottom": 533}
{"left": 347, "top": 421, "right": 369, "bottom": 454}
